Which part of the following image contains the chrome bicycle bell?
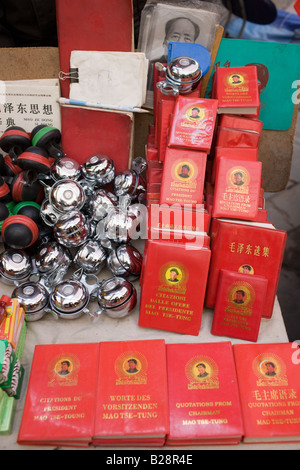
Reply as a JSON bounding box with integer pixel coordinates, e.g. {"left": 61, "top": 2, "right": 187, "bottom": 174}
{"left": 49, "top": 179, "right": 86, "bottom": 213}
{"left": 81, "top": 154, "right": 115, "bottom": 187}
{"left": 94, "top": 276, "right": 137, "bottom": 319}
{"left": 50, "top": 156, "right": 82, "bottom": 181}
{"left": 73, "top": 239, "right": 107, "bottom": 274}
{"left": 156, "top": 56, "right": 202, "bottom": 96}
{"left": 47, "top": 278, "right": 90, "bottom": 320}
{"left": 35, "top": 241, "right": 72, "bottom": 286}
{"left": 107, "top": 243, "right": 143, "bottom": 280}
{"left": 12, "top": 281, "right": 49, "bottom": 321}
{"left": 54, "top": 211, "right": 90, "bottom": 248}
{"left": 0, "top": 248, "right": 32, "bottom": 285}
{"left": 113, "top": 157, "right": 147, "bottom": 202}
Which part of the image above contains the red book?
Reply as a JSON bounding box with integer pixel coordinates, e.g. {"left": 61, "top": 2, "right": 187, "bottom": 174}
{"left": 17, "top": 342, "right": 100, "bottom": 447}
{"left": 138, "top": 238, "right": 211, "bottom": 335}
{"left": 211, "top": 146, "right": 258, "bottom": 183}
{"left": 214, "top": 66, "right": 260, "bottom": 115}
{"left": 93, "top": 339, "right": 169, "bottom": 446}
{"left": 166, "top": 342, "right": 244, "bottom": 445}
{"left": 159, "top": 147, "right": 206, "bottom": 206}
{"left": 215, "top": 127, "right": 261, "bottom": 148}
{"left": 60, "top": 105, "right": 133, "bottom": 172}
{"left": 205, "top": 218, "right": 287, "bottom": 318}
{"left": 218, "top": 114, "right": 263, "bottom": 133}
{"left": 212, "top": 158, "right": 262, "bottom": 221}
{"left": 168, "top": 96, "right": 218, "bottom": 152}
{"left": 56, "top": 0, "right": 133, "bottom": 98}
{"left": 233, "top": 342, "right": 300, "bottom": 444}
{"left": 156, "top": 98, "right": 176, "bottom": 161}
{"left": 211, "top": 269, "right": 268, "bottom": 342}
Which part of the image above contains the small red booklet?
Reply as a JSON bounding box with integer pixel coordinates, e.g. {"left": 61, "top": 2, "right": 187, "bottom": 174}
{"left": 93, "top": 339, "right": 169, "bottom": 446}
{"left": 159, "top": 147, "right": 207, "bottom": 206}
{"left": 212, "top": 157, "right": 262, "bottom": 221}
{"left": 211, "top": 146, "right": 258, "bottom": 183}
{"left": 211, "top": 269, "right": 268, "bottom": 342}
{"left": 233, "top": 342, "right": 300, "bottom": 444}
{"left": 213, "top": 66, "right": 260, "bottom": 115}
{"left": 168, "top": 96, "right": 218, "bottom": 152}
{"left": 205, "top": 218, "right": 287, "bottom": 318}
{"left": 18, "top": 342, "right": 100, "bottom": 447}
{"left": 139, "top": 238, "right": 211, "bottom": 336}
{"left": 166, "top": 341, "right": 244, "bottom": 445}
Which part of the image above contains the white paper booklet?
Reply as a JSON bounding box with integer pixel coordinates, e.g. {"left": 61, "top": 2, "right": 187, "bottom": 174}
{"left": 69, "top": 51, "right": 148, "bottom": 108}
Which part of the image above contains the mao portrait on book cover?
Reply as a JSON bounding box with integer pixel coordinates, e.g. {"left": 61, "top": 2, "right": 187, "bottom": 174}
{"left": 185, "top": 355, "right": 219, "bottom": 390}
{"left": 115, "top": 350, "right": 148, "bottom": 385}
{"left": 252, "top": 353, "right": 288, "bottom": 387}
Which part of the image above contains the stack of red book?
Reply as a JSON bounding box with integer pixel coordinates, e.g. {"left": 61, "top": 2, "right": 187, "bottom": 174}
{"left": 18, "top": 339, "right": 169, "bottom": 447}
{"left": 166, "top": 341, "right": 244, "bottom": 445}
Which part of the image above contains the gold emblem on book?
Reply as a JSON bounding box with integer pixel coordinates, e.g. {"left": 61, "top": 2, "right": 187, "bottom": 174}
{"left": 48, "top": 353, "right": 80, "bottom": 387}
{"left": 115, "top": 351, "right": 148, "bottom": 385}
{"left": 253, "top": 353, "right": 288, "bottom": 387}
{"left": 185, "top": 355, "right": 219, "bottom": 390}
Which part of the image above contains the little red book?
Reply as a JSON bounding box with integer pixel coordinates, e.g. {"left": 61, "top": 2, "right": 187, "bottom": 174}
{"left": 205, "top": 218, "right": 287, "bottom": 319}
{"left": 18, "top": 342, "right": 100, "bottom": 447}
{"left": 93, "top": 339, "right": 169, "bottom": 446}
{"left": 214, "top": 66, "right": 260, "bottom": 115}
{"left": 138, "top": 238, "right": 211, "bottom": 335}
{"left": 159, "top": 147, "right": 207, "bottom": 206}
{"left": 211, "top": 269, "right": 268, "bottom": 342}
{"left": 168, "top": 96, "right": 218, "bottom": 152}
{"left": 211, "top": 146, "right": 258, "bottom": 183}
{"left": 233, "top": 342, "right": 300, "bottom": 444}
{"left": 212, "top": 158, "right": 262, "bottom": 221}
{"left": 166, "top": 342, "right": 244, "bottom": 445}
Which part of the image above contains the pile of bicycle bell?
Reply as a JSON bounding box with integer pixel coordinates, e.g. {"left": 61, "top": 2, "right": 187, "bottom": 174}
{"left": 0, "top": 125, "right": 147, "bottom": 323}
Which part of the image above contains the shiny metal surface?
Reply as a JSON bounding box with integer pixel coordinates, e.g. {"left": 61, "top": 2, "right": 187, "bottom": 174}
{"left": 49, "top": 179, "right": 85, "bottom": 213}
{"left": 73, "top": 239, "right": 107, "bottom": 274}
{"left": 54, "top": 211, "right": 90, "bottom": 248}
{"left": 51, "top": 156, "right": 82, "bottom": 181}
{"left": 12, "top": 281, "right": 48, "bottom": 321}
{"left": 107, "top": 244, "right": 143, "bottom": 279}
{"left": 87, "top": 189, "right": 118, "bottom": 221}
{"left": 35, "top": 241, "right": 72, "bottom": 285}
{"left": 50, "top": 279, "right": 89, "bottom": 316}
{"left": 156, "top": 56, "right": 202, "bottom": 96}
{"left": 97, "top": 276, "right": 137, "bottom": 318}
{"left": 103, "top": 207, "right": 136, "bottom": 244}
{"left": 81, "top": 154, "right": 115, "bottom": 186}
{"left": 0, "top": 249, "right": 32, "bottom": 284}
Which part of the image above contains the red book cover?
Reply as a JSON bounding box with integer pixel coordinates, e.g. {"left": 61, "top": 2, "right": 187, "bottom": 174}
{"left": 18, "top": 342, "right": 100, "bottom": 447}
{"left": 205, "top": 219, "right": 287, "bottom": 318}
{"left": 211, "top": 146, "right": 258, "bottom": 183}
{"left": 138, "top": 238, "right": 211, "bottom": 335}
{"left": 233, "top": 342, "right": 300, "bottom": 444}
{"left": 215, "top": 127, "right": 261, "bottom": 148}
{"left": 214, "top": 66, "right": 259, "bottom": 115}
{"left": 211, "top": 269, "right": 268, "bottom": 342}
{"left": 166, "top": 342, "right": 244, "bottom": 445}
{"left": 159, "top": 147, "right": 206, "bottom": 206}
{"left": 56, "top": 0, "right": 133, "bottom": 98}
{"left": 60, "top": 105, "right": 133, "bottom": 172}
{"left": 212, "top": 158, "right": 262, "bottom": 221}
{"left": 168, "top": 97, "right": 218, "bottom": 152}
{"left": 93, "top": 339, "right": 169, "bottom": 445}
{"left": 218, "top": 115, "right": 263, "bottom": 133}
